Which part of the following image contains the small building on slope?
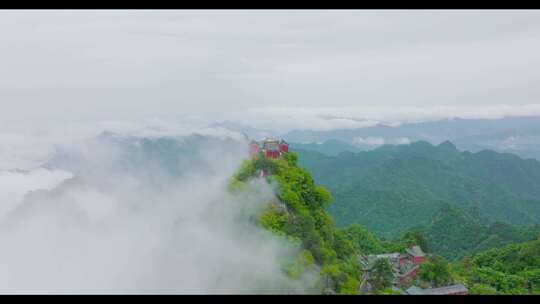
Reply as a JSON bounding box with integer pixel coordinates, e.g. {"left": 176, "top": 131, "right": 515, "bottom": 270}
{"left": 263, "top": 138, "right": 281, "bottom": 159}
{"left": 358, "top": 245, "right": 427, "bottom": 293}
{"left": 406, "top": 245, "right": 426, "bottom": 265}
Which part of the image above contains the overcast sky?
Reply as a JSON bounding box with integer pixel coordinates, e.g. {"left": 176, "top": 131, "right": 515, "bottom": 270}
{"left": 2, "top": 10, "right": 540, "bottom": 130}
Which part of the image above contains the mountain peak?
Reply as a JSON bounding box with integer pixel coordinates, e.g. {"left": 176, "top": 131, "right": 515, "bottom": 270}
{"left": 438, "top": 140, "right": 457, "bottom": 150}
{"left": 409, "top": 140, "right": 433, "bottom": 148}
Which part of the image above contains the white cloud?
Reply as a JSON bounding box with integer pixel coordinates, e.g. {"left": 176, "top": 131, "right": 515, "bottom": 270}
{"left": 0, "top": 127, "right": 316, "bottom": 294}
{"left": 0, "top": 168, "right": 73, "bottom": 220}
{"left": 2, "top": 11, "right": 540, "bottom": 126}
{"left": 226, "top": 104, "right": 540, "bottom": 133}
{"left": 351, "top": 136, "right": 411, "bottom": 147}
{"left": 0, "top": 117, "right": 246, "bottom": 171}
{"left": 352, "top": 136, "right": 385, "bottom": 146}
{"left": 394, "top": 137, "right": 411, "bottom": 145}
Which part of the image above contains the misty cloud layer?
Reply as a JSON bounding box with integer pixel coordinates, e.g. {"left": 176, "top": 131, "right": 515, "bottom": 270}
{"left": 0, "top": 128, "right": 315, "bottom": 294}
{"left": 351, "top": 136, "right": 411, "bottom": 147}
{"left": 230, "top": 104, "right": 540, "bottom": 133}
{"left": 2, "top": 10, "right": 540, "bottom": 128}
{"left": 0, "top": 168, "right": 72, "bottom": 220}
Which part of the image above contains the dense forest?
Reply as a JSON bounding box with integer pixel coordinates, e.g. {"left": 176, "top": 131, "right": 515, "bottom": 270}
{"left": 455, "top": 238, "right": 540, "bottom": 294}
{"left": 413, "top": 204, "right": 540, "bottom": 260}
{"left": 296, "top": 140, "right": 540, "bottom": 238}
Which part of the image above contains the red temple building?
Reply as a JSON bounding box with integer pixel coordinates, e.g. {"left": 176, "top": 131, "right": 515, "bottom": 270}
{"left": 249, "top": 138, "right": 289, "bottom": 159}
{"left": 263, "top": 138, "right": 280, "bottom": 159}
{"left": 406, "top": 245, "right": 426, "bottom": 265}
{"left": 279, "top": 139, "right": 289, "bottom": 153}
{"left": 358, "top": 245, "right": 427, "bottom": 293}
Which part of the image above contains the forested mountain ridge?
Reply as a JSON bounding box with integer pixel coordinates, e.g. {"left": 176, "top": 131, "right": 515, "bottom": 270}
{"left": 412, "top": 204, "right": 540, "bottom": 260}
{"left": 228, "top": 152, "right": 360, "bottom": 294}
{"left": 283, "top": 116, "right": 540, "bottom": 160}
{"left": 296, "top": 141, "right": 540, "bottom": 238}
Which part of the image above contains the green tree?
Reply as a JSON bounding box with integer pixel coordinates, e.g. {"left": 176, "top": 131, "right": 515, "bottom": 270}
{"left": 520, "top": 269, "right": 540, "bottom": 294}
{"left": 418, "top": 255, "right": 453, "bottom": 287}
{"left": 401, "top": 230, "right": 429, "bottom": 253}
{"left": 338, "top": 277, "right": 360, "bottom": 295}
{"left": 342, "top": 224, "right": 384, "bottom": 254}
{"left": 469, "top": 283, "right": 498, "bottom": 295}
{"left": 369, "top": 258, "right": 394, "bottom": 291}
{"left": 377, "top": 288, "right": 404, "bottom": 295}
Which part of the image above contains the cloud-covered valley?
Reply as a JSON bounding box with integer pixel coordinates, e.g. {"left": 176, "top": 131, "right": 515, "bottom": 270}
{"left": 0, "top": 126, "right": 315, "bottom": 294}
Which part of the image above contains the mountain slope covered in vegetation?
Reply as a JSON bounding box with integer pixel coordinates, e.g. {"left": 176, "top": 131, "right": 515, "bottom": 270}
{"left": 456, "top": 238, "right": 540, "bottom": 294}
{"left": 296, "top": 141, "right": 540, "bottom": 238}
{"left": 228, "top": 152, "right": 360, "bottom": 294}
{"left": 412, "top": 204, "right": 540, "bottom": 260}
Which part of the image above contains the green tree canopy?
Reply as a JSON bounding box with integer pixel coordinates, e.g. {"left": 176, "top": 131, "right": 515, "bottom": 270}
{"left": 369, "top": 258, "right": 394, "bottom": 291}
{"left": 341, "top": 224, "right": 385, "bottom": 255}
{"left": 400, "top": 230, "right": 429, "bottom": 253}
{"left": 418, "top": 255, "right": 453, "bottom": 287}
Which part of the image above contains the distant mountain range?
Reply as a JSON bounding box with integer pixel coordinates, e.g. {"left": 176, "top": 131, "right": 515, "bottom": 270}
{"left": 289, "top": 140, "right": 363, "bottom": 156}
{"left": 283, "top": 116, "right": 540, "bottom": 160}
{"left": 294, "top": 140, "right": 540, "bottom": 240}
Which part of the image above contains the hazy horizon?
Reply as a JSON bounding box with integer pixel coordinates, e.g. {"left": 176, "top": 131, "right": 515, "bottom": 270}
{"left": 2, "top": 10, "right": 540, "bottom": 130}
